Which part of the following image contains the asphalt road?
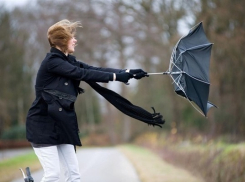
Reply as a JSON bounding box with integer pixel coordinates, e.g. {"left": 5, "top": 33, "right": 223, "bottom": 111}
{"left": 12, "top": 147, "right": 141, "bottom": 182}
{"left": 0, "top": 148, "right": 32, "bottom": 161}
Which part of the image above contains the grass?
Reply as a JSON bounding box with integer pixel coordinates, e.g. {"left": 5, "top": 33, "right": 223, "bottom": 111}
{"left": 0, "top": 151, "right": 41, "bottom": 182}
{"left": 118, "top": 144, "right": 204, "bottom": 182}
{"left": 133, "top": 132, "right": 245, "bottom": 182}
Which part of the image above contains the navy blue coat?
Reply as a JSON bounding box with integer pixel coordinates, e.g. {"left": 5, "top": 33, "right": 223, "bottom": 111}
{"left": 26, "top": 47, "right": 123, "bottom": 146}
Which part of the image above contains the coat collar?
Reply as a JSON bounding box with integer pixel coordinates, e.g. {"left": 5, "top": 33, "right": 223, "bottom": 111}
{"left": 50, "top": 47, "right": 69, "bottom": 60}
{"left": 50, "top": 47, "right": 76, "bottom": 63}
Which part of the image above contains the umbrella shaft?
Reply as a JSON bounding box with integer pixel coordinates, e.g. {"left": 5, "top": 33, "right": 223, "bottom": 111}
{"left": 147, "top": 71, "right": 183, "bottom": 75}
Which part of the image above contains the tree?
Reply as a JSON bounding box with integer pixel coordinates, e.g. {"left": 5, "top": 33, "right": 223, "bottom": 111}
{"left": 0, "top": 8, "right": 32, "bottom": 136}
{"left": 123, "top": 0, "right": 189, "bottom": 134}
{"left": 194, "top": 0, "right": 245, "bottom": 140}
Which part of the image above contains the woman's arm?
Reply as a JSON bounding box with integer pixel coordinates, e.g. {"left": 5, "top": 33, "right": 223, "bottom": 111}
{"left": 47, "top": 56, "right": 132, "bottom": 83}
{"left": 73, "top": 60, "right": 147, "bottom": 80}
{"left": 76, "top": 60, "right": 125, "bottom": 74}
{"left": 47, "top": 56, "right": 114, "bottom": 82}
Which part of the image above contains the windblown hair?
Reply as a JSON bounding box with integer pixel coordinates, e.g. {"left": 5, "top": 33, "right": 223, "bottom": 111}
{"left": 47, "top": 19, "right": 82, "bottom": 52}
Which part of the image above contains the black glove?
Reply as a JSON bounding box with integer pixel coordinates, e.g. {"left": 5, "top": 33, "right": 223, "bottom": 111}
{"left": 129, "top": 69, "right": 148, "bottom": 79}
{"left": 129, "top": 69, "right": 144, "bottom": 74}
{"left": 116, "top": 72, "right": 133, "bottom": 83}
{"left": 134, "top": 72, "right": 149, "bottom": 79}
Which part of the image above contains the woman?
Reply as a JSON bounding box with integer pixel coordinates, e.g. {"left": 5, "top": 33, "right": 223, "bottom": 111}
{"left": 26, "top": 19, "right": 147, "bottom": 182}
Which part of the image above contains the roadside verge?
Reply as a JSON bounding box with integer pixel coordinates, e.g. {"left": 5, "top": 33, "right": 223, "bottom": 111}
{"left": 118, "top": 144, "right": 204, "bottom": 182}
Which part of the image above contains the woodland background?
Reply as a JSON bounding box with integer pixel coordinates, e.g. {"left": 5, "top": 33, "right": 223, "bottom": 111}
{"left": 0, "top": 0, "right": 245, "bottom": 144}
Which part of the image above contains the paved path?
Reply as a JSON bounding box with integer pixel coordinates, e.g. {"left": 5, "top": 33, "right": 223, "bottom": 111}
{"left": 0, "top": 148, "right": 32, "bottom": 161}
{"left": 12, "top": 147, "right": 141, "bottom": 182}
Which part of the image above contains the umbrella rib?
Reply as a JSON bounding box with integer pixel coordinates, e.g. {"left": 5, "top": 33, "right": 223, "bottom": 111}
{"left": 168, "top": 21, "right": 205, "bottom": 72}
{"left": 169, "top": 51, "right": 182, "bottom": 72}
{"left": 185, "top": 73, "right": 210, "bottom": 85}
{"left": 169, "top": 58, "right": 208, "bottom": 116}
{"left": 174, "top": 43, "right": 211, "bottom": 66}
{"left": 186, "top": 43, "right": 213, "bottom": 51}
{"left": 170, "top": 48, "right": 210, "bottom": 84}
{"left": 169, "top": 43, "right": 182, "bottom": 71}
{"left": 171, "top": 74, "right": 182, "bottom": 85}
{"left": 170, "top": 47, "right": 211, "bottom": 85}
{"left": 169, "top": 74, "right": 205, "bottom": 117}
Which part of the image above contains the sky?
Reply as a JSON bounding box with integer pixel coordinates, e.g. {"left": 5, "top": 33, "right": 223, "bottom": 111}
{"left": 0, "top": 0, "right": 191, "bottom": 35}
{"left": 0, "top": 0, "right": 30, "bottom": 10}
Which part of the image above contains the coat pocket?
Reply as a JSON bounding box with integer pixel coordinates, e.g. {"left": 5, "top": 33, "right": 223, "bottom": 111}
{"left": 42, "top": 90, "right": 76, "bottom": 123}
{"left": 42, "top": 89, "right": 76, "bottom": 110}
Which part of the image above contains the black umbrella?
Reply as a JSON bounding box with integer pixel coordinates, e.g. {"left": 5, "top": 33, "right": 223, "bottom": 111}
{"left": 20, "top": 167, "right": 34, "bottom": 182}
{"left": 148, "top": 22, "right": 216, "bottom": 116}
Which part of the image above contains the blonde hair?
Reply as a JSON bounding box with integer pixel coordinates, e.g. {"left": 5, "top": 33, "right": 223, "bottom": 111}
{"left": 47, "top": 19, "right": 82, "bottom": 52}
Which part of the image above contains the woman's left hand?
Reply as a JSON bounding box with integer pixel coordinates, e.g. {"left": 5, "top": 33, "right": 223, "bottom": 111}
{"left": 128, "top": 69, "right": 148, "bottom": 79}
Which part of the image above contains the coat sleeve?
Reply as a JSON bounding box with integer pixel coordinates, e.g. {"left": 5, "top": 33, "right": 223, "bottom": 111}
{"left": 76, "top": 60, "right": 125, "bottom": 74}
{"left": 47, "top": 57, "right": 113, "bottom": 83}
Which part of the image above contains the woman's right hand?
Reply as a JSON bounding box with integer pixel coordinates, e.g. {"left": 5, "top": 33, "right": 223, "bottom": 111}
{"left": 116, "top": 72, "right": 133, "bottom": 83}
{"left": 129, "top": 69, "right": 148, "bottom": 79}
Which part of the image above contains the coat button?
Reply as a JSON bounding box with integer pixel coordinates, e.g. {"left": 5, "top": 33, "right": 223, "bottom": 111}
{"left": 59, "top": 108, "right": 62, "bottom": 111}
{"left": 64, "top": 82, "right": 68, "bottom": 85}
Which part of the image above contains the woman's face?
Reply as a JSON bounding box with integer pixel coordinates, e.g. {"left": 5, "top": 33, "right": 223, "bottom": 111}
{"left": 67, "top": 37, "right": 77, "bottom": 54}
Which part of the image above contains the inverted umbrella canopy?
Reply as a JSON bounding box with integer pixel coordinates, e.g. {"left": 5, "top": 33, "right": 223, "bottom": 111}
{"left": 149, "top": 22, "right": 216, "bottom": 116}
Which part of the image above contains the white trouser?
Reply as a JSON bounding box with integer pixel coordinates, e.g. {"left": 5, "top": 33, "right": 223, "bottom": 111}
{"left": 33, "top": 144, "right": 81, "bottom": 182}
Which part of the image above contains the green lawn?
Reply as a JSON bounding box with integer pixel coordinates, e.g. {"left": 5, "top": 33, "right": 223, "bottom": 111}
{"left": 0, "top": 151, "right": 41, "bottom": 182}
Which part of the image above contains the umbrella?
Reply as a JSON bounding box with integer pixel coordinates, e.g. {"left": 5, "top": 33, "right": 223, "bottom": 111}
{"left": 20, "top": 167, "right": 34, "bottom": 182}
{"left": 148, "top": 22, "right": 216, "bottom": 116}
